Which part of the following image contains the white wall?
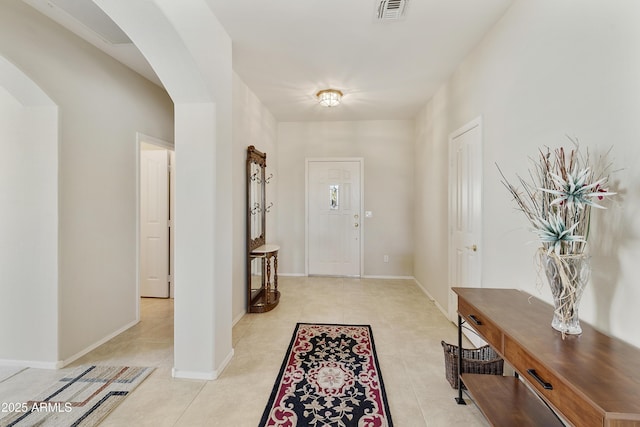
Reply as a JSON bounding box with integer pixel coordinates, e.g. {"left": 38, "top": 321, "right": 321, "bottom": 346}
{"left": 415, "top": 0, "right": 640, "bottom": 348}
{"left": 277, "top": 120, "right": 414, "bottom": 277}
{"left": 414, "top": 102, "right": 451, "bottom": 306}
{"left": 0, "top": 72, "right": 58, "bottom": 365}
{"left": 0, "top": 0, "right": 174, "bottom": 364}
{"left": 98, "top": 0, "right": 236, "bottom": 379}
{"left": 232, "top": 73, "right": 277, "bottom": 322}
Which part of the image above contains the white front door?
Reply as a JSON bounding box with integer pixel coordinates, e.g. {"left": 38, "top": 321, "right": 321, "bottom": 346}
{"left": 140, "top": 149, "right": 170, "bottom": 298}
{"left": 448, "top": 118, "right": 483, "bottom": 344}
{"left": 307, "top": 160, "right": 362, "bottom": 276}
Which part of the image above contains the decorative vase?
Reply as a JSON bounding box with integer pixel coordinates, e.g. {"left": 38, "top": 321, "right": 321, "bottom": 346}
{"left": 540, "top": 252, "right": 590, "bottom": 335}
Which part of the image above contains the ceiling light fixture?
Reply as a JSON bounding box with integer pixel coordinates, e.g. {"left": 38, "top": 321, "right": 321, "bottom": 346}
{"left": 316, "top": 89, "right": 343, "bottom": 107}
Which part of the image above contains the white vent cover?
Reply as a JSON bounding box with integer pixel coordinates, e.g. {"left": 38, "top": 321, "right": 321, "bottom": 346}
{"left": 376, "top": 0, "right": 409, "bottom": 21}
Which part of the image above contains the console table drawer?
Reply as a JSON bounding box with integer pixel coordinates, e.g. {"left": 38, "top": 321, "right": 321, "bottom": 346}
{"left": 458, "top": 299, "right": 503, "bottom": 352}
{"left": 504, "top": 336, "right": 604, "bottom": 427}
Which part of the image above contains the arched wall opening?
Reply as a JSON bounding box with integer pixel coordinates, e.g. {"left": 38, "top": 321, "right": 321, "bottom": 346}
{"left": 94, "top": 0, "right": 234, "bottom": 379}
{"left": 0, "top": 55, "right": 59, "bottom": 367}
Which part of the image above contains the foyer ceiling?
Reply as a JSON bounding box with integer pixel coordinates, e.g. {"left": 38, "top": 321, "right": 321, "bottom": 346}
{"left": 22, "top": 0, "right": 515, "bottom": 121}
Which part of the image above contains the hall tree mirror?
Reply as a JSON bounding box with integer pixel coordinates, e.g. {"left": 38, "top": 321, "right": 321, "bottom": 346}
{"left": 246, "top": 146, "right": 280, "bottom": 313}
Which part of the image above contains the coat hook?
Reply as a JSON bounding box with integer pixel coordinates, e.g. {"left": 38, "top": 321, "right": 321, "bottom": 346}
{"left": 250, "top": 202, "right": 261, "bottom": 215}
{"left": 265, "top": 202, "right": 273, "bottom": 213}
{"left": 265, "top": 173, "right": 273, "bottom": 184}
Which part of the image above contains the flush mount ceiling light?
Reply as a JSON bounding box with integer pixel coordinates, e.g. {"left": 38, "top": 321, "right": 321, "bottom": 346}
{"left": 316, "top": 89, "right": 343, "bottom": 107}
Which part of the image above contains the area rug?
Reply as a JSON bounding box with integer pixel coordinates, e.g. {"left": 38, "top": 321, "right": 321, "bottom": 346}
{"left": 260, "top": 323, "right": 393, "bottom": 427}
{"left": 0, "top": 365, "right": 154, "bottom": 427}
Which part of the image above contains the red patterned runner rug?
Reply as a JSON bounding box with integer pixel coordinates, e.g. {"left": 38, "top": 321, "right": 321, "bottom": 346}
{"left": 259, "top": 323, "right": 393, "bottom": 427}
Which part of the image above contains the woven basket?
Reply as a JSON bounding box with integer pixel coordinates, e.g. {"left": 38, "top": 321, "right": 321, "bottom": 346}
{"left": 441, "top": 340, "right": 504, "bottom": 389}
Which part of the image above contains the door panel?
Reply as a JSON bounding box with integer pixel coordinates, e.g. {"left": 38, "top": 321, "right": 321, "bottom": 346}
{"left": 169, "top": 150, "right": 175, "bottom": 298}
{"left": 448, "top": 118, "right": 483, "bottom": 346}
{"left": 307, "top": 161, "right": 361, "bottom": 276}
{"left": 140, "top": 149, "right": 169, "bottom": 298}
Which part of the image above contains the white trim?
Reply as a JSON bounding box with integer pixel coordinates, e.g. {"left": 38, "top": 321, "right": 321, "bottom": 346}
{"left": 305, "top": 158, "right": 364, "bottom": 277}
{"left": 172, "top": 349, "right": 234, "bottom": 381}
{"left": 0, "top": 367, "right": 27, "bottom": 380}
{"left": 60, "top": 318, "right": 139, "bottom": 368}
{"left": 171, "top": 368, "right": 217, "bottom": 381}
{"left": 0, "top": 359, "right": 60, "bottom": 370}
{"left": 304, "top": 160, "right": 310, "bottom": 276}
{"left": 216, "top": 348, "right": 234, "bottom": 377}
{"left": 412, "top": 278, "right": 450, "bottom": 322}
{"left": 136, "top": 132, "right": 174, "bottom": 311}
{"left": 137, "top": 132, "right": 175, "bottom": 150}
{"left": 278, "top": 274, "right": 416, "bottom": 280}
{"left": 447, "top": 116, "right": 483, "bottom": 322}
{"left": 232, "top": 312, "right": 245, "bottom": 326}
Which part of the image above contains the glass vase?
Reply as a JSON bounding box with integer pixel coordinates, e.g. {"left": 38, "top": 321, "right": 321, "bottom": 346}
{"left": 541, "top": 252, "right": 590, "bottom": 335}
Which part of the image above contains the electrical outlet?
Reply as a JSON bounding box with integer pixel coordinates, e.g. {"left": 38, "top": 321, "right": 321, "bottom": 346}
{"left": 383, "top": 255, "right": 389, "bottom": 263}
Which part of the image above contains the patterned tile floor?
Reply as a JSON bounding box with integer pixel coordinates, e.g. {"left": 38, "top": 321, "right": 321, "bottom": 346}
{"left": 0, "top": 277, "right": 488, "bottom": 426}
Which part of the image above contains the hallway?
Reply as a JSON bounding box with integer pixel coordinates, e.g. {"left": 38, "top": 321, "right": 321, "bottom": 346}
{"left": 0, "top": 277, "right": 487, "bottom": 426}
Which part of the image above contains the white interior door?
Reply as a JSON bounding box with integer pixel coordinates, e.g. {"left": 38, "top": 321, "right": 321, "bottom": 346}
{"left": 140, "top": 149, "right": 170, "bottom": 298}
{"left": 307, "top": 160, "right": 362, "bottom": 276}
{"left": 169, "top": 150, "right": 175, "bottom": 298}
{"left": 448, "top": 118, "right": 483, "bottom": 345}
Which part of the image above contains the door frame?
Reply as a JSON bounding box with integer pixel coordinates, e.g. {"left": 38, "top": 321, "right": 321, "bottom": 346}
{"left": 305, "top": 158, "right": 364, "bottom": 277}
{"left": 447, "top": 117, "right": 483, "bottom": 323}
{"left": 136, "top": 133, "right": 174, "bottom": 318}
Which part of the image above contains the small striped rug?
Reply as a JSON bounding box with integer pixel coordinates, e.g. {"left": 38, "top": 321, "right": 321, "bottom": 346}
{"left": 0, "top": 365, "right": 154, "bottom": 427}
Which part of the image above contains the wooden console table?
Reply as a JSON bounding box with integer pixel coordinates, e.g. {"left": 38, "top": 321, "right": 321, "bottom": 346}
{"left": 248, "top": 244, "right": 280, "bottom": 313}
{"left": 453, "top": 287, "right": 640, "bottom": 427}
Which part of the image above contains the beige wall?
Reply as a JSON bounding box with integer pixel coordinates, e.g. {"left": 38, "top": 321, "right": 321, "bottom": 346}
{"left": 0, "top": 69, "right": 58, "bottom": 365}
{"left": 413, "top": 102, "right": 451, "bottom": 308}
{"left": 415, "top": 0, "right": 640, "bottom": 347}
{"left": 232, "top": 73, "right": 277, "bottom": 322}
{"left": 277, "top": 120, "right": 414, "bottom": 277}
{"left": 0, "top": 0, "right": 173, "bottom": 364}
{"left": 6, "top": 0, "right": 639, "bottom": 366}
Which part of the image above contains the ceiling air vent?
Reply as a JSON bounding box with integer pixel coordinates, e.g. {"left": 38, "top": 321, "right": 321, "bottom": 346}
{"left": 376, "top": 0, "right": 409, "bottom": 21}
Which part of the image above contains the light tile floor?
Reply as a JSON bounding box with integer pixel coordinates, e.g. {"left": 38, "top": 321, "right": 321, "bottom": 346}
{"left": 0, "top": 277, "right": 488, "bottom": 426}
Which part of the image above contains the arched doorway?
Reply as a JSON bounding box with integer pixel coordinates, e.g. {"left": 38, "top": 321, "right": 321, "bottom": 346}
{"left": 0, "top": 55, "right": 59, "bottom": 366}
{"left": 94, "top": 0, "right": 234, "bottom": 379}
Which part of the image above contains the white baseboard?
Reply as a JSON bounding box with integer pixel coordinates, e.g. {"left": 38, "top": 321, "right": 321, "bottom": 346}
{"left": 413, "top": 277, "right": 450, "bottom": 320}
{"left": 61, "top": 319, "right": 139, "bottom": 368}
{"left": 232, "top": 311, "right": 245, "bottom": 326}
{"left": 172, "top": 348, "right": 234, "bottom": 381}
{"left": 171, "top": 368, "right": 216, "bottom": 381}
{"left": 217, "top": 348, "right": 234, "bottom": 376}
{"left": 278, "top": 273, "right": 416, "bottom": 280}
{"left": 0, "top": 358, "right": 59, "bottom": 370}
{"left": 0, "top": 319, "right": 139, "bottom": 370}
